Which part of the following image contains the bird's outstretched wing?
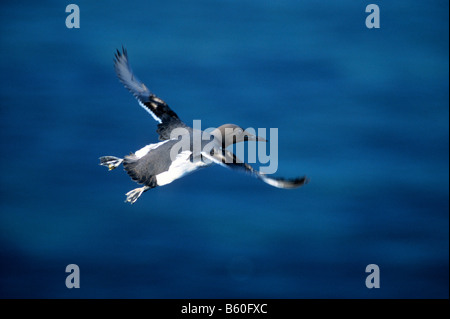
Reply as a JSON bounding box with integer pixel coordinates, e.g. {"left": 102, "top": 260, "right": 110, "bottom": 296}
{"left": 114, "top": 47, "right": 188, "bottom": 140}
{"left": 202, "top": 148, "right": 309, "bottom": 189}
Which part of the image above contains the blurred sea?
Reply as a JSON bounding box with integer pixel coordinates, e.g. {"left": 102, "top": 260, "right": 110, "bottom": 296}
{"left": 0, "top": 0, "right": 448, "bottom": 298}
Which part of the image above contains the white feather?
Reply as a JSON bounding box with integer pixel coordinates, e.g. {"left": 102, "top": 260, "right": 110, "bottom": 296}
{"left": 155, "top": 151, "right": 197, "bottom": 186}
{"left": 137, "top": 99, "right": 162, "bottom": 123}
{"left": 134, "top": 140, "right": 170, "bottom": 159}
{"left": 260, "top": 175, "right": 285, "bottom": 188}
{"left": 200, "top": 151, "right": 223, "bottom": 167}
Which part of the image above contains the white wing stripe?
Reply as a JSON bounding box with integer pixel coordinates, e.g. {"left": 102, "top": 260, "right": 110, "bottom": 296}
{"left": 200, "top": 152, "right": 224, "bottom": 167}
{"left": 137, "top": 99, "right": 162, "bottom": 123}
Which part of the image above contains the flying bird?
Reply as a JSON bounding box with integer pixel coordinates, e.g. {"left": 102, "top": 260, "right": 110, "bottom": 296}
{"left": 100, "top": 48, "right": 309, "bottom": 204}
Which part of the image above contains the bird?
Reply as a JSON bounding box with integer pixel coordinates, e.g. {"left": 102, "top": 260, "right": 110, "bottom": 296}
{"left": 100, "top": 47, "right": 309, "bottom": 204}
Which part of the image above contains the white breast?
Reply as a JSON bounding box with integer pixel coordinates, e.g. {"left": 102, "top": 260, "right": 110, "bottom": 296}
{"left": 134, "top": 140, "right": 170, "bottom": 159}
{"left": 156, "top": 151, "right": 208, "bottom": 186}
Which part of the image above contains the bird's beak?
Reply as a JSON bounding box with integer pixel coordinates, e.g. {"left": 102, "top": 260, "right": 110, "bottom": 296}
{"left": 243, "top": 131, "right": 267, "bottom": 142}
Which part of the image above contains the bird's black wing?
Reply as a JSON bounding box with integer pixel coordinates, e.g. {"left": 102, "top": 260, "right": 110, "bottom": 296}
{"left": 114, "top": 47, "right": 189, "bottom": 140}
{"left": 202, "top": 148, "right": 309, "bottom": 189}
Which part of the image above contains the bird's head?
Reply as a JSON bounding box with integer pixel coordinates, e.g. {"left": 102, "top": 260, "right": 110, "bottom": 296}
{"left": 211, "top": 124, "right": 267, "bottom": 148}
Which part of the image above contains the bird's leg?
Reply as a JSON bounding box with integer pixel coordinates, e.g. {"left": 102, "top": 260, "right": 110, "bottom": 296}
{"left": 99, "top": 156, "right": 124, "bottom": 171}
{"left": 125, "top": 186, "right": 150, "bottom": 204}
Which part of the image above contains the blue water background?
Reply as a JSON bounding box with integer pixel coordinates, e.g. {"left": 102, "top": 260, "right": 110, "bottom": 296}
{"left": 0, "top": 0, "right": 448, "bottom": 298}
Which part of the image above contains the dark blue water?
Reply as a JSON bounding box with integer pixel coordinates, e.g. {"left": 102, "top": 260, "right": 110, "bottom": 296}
{"left": 0, "top": 0, "right": 448, "bottom": 298}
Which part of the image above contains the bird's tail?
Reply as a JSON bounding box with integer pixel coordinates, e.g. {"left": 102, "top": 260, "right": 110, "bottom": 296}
{"left": 99, "top": 156, "right": 124, "bottom": 171}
